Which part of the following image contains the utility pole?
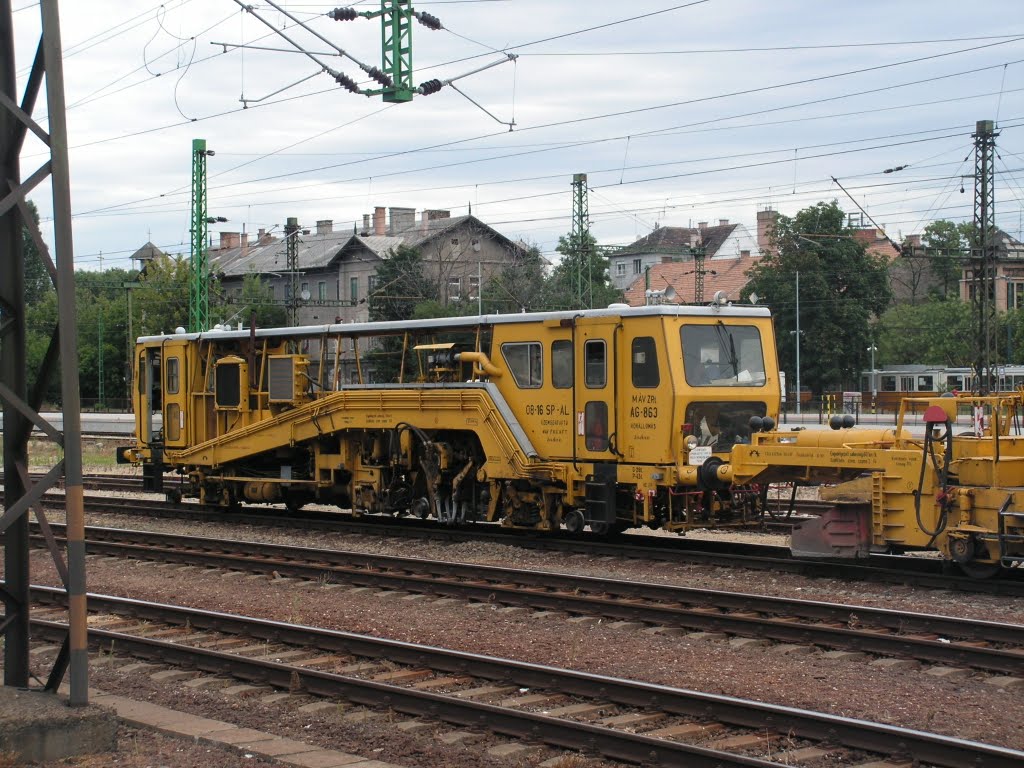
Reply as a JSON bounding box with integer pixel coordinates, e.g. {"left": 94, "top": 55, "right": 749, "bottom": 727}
{"left": 1, "top": 0, "right": 89, "bottom": 705}
{"left": 189, "top": 139, "right": 211, "bottom": 333}
{"left": 285, "top": 217, "right": 301, "bottom": 326}
{"left": 972, "top": 119, "right": 999, "bottom": 394}
{"left": 571, "top": 173, "right": 591, "bottom": 309}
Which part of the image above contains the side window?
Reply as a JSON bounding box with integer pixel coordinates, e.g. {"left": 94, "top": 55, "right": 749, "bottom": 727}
{"left": 585, "top": 340, "right": 606, "bottom": 388}
{"left": 552, "top": 340, "right": 573, "bottom": 388}
{"left": 585, "top": 401, "right": 608, "bottom": 451}
{"left": 166, "top": 356, "right": 180, "bottom": 395}
{"left": 631, "top": 337, "right": 659, "bottom": 388}
{"left": 501, "top": 342, "right": 543, "bottom": 388}
{"left": 165, "top": 403, "right": 180, "bottom": 441}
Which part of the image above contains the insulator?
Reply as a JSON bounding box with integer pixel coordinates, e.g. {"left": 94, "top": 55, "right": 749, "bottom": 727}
{"left": 328, "top": 7, "right": 358, "bottom": 21}
{"left": 415, "top": 11, "right": 442, "bottom": 30}
{"left": 366, "top": 66, "right": 393, "bottom": 87}
{"left": 419, "top": 78, "right": 443, "bottom": 96}
{"left": 335, "top": 72, "right": 360, "bottom": 93}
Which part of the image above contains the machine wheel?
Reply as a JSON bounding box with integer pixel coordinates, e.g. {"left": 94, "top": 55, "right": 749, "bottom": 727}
{"left": 564, "top": 509, "right": 585, "bottom": 535}
{"left": 165, "top": 489, "right": 182, "bottom": 504}
{"left": 950, "top": 536, "right": 1001, "bottom": 579}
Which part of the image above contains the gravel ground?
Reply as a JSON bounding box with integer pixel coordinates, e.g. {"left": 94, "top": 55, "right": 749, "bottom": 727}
{"left": 13, "top": 504, "right": 1024, "bottom": 767}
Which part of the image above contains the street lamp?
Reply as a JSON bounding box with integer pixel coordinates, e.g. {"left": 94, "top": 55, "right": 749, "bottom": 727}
{"left": 867, "top": 344, "right": 878, "bottom": 414}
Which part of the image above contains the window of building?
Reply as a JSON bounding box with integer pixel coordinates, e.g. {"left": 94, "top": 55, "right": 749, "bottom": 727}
{"left": 468, "top": 275, "right": 480, "bottom": 300}
{"left": 350, "top": 277, "right": 358, "bottom": 302}
{"left": 631, "top": 337, "right": 659, "bottom": 388}
{"left": 318, "top": 281, "right": 327, "bottom": 301}
{"left": 632, "top": 258, "right": 642, "bottom": 275}
{"left": 615, "top": 262, "right": 627, "bottom": 277}
{"left": 501, "top": 342, "right": 542, "bottom": 388}
{"left": 1008, "top": 281, "right": 1024, "bottom": 309}
{"left": 301, "top": 282, "right": 309, "bottom": 297}
{"left": 552, "top": 340, "right": 573, "bottom": 388}
{"left": 448, "top": 276, "right": 462, "bottom": 301}
{"left": 585, "top": 340, "right": 606, "bottom": 388}
{"left": 368, "top": 275, "right": 379, "bottom": 294}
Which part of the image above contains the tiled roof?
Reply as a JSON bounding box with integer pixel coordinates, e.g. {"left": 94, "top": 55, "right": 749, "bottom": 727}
{"left": 618, "top": 224, "right": 738, "bottom": 258}
{"left": 622, "top": 251, "right": 761, "bottom": 306}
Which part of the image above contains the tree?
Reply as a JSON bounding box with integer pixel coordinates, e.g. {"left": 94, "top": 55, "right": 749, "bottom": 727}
{"left": 921, "top": 219, "right": 971, "bottom": 300}
{"left": 22, "top": 200, "right": 53, "bottom": 305}
{"left": 131, "top": 253, "right": 192, "bottom": 336}
{"left": 219, "top": 271, "right": 287, "bottom": 328}
{"left": 483, "top": 242, "right": 547, "bottom": 313}
{"left": 543, "top": 231, "right": 621, "bottom": 310}
{"left": 368, "top": 245, "right": 436, "bottom": 323}
{"left": 744, "top": 201, "right": 892, "bottom": 396}
{"left": 875, "top": 299, "right": 974, "bottom": 367}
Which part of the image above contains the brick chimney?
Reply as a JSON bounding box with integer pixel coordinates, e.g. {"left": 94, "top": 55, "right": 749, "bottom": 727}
{"left": 316, "top": 219, "right": 333, "bottom": 235}
{"left": 719, "top": 219, "right": 729, "bottom": 226}
{"left": 373, "top": 206, "right": 386, "bottom": 236}
{"left": 420, "top": 208, "right": 451, "bottom": 233}
{"left": 361, "top": 214, "right": 371, "bottom": 235}
{"left": 219, "top": 232, "right": 241, "bottom": 250}
{"left": 389, "top": 206, "right": 415, "bottom": 234}
{"left": 756, "top": 208, "right": 779, "bottom": 256}
{"left": 697, "top": 221, "right": 708, "bottom": 230}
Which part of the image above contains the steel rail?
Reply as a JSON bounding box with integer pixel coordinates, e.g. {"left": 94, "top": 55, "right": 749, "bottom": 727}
{"left": 28, "top": 587, "right": 1024, "bottom": 768}
{"left": 39, "top": 524, "right": 1024, "bottom": 674}
{"left": 19, "top": 488, "right": 1024, "bottom": 595}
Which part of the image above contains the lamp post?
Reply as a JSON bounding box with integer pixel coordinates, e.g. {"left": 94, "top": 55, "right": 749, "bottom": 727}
{"left": 791, "top": 270, "right": 801, "bottom": 415}
{"left": 867, "top": 344, "right": 878, "bottom": 415}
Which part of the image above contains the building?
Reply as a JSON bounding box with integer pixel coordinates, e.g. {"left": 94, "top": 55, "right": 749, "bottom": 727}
{"left": 211, "top": 206, "right": 531, "bottom": 327}
{"left": 617, "top": 213, "right": 773, "bottom": 306}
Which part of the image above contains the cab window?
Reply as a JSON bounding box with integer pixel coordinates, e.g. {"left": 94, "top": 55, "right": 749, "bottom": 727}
{"left": 551, "top": 340, "right": 573, "bottom": 388}
{"left": 501, "top": 342, "right": 543, "bottom": 388}
{"left": 631, "top": 337, "right": 659, "bottom": 388}
{"left": 585, "top": 340, "right": 606, "bottom": 388}
{"left": 166, "top": 356, "right": 180, "bottom": 395}
{"left": 682, "top": 324, "right": 765, "bottom": 387}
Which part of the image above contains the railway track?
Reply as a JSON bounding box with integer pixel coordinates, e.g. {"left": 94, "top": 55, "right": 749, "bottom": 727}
{"left": 26, "top": 585, "right": 1024, "bottom": 768}
{"left": 49, "top": 490, "right": 1024, "bottom": 596}
{"left": 36, "top": 523, "right": 1024, "bottom": 675}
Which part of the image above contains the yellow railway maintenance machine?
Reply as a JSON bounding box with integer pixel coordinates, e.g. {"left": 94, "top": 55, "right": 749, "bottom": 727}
{"left": 120, "top": 303, "right": 781, "bottom": 535}
{"left": 724, "top": 395, "right": 1024, "bottom": 577}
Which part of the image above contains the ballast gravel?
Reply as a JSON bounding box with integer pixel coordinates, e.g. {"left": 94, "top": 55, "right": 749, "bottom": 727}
{"left": 17, "top": 504, "right": 1024, "bottom": 767}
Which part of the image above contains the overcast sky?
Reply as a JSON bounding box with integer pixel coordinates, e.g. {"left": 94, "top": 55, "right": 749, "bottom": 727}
{"left": 11, "top": 0, "right": 1024, "bottom": 270}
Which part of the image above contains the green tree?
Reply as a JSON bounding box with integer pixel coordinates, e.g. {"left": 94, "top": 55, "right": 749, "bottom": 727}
{"left": 22, "top": 200, "right": 53, "bottom": 305}
{"left": 132, "top": 253, "right": 192, "bottom": 336}
{"left": 368, "top": 245, "right": 437, "bottom": 323}
{"left": 483, "top": 243, "right": 548, "bottom": 313}
{"left": 921, "top": 219, "right": 971, "bottom": 300}
{"left": 219, "top": 271, "right": 287, "bottom": 328}
{"left": 744, "top": 201, "right": 892, "bottom": 396}
{"left": 543, "top": 231, "right": 621, "bottom": 310}
{"left": 875, "top": 299, "right": 974, "bottom": 367}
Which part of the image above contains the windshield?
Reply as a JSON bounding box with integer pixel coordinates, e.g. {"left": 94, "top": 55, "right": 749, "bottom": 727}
{"left": 682, "top": 323, "right": 766, "bottom": 387}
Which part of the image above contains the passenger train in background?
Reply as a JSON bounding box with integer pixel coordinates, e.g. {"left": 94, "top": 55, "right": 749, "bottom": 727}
{"left": 860, "top": 365, "right": 1024, "bottom": 412}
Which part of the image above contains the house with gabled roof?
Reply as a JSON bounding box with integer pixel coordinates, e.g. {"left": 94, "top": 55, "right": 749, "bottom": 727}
{"left": 211, "top": 206, "right": 531, "bottom": 327}
{"left": 609, "top": 219, "right": 759, "bottom": 294}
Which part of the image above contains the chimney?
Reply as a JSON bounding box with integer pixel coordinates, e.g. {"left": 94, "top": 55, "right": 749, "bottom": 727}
{"left": 316, "top": 219, "right": 333, "bottom": 235}
{"left": 756, "top": 208, "right": 779, "bottom": 256}
{"left": 219, "top": 232, "right": 241, "bottom": 250}
{"left": 689, "top": 233, "right": 699, "bottom": 248}
{"left": 241, "top": 227, "right": 248, "bottom": 256}
{"left": 388, "top": 206, "right": 415, "bottom": 234}
{"left": 361, "top": 214, "right": 371, "bottom": 235}
{"left": 719, "top": 219, "right": 729, "bottom": 226}
{"left": 373, "top": 206, "right": 386, "bottom": 236}
{"left": 257, "top": 227, "right": 266, "bottom": 242}
{"left": 697, "top": 221, "right": 708, "bottom": 230}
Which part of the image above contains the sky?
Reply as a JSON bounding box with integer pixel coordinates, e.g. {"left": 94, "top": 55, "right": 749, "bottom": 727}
{"left": 10, "top": 0, "right": 1024, "bottom": 271}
